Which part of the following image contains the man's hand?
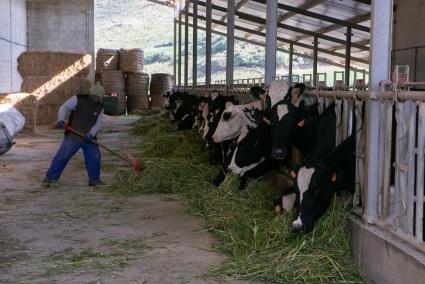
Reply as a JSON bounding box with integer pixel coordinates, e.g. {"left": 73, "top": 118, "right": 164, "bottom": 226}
{"left": 84, "top": 133, "right": 94, "bottom": 142}
{"left": 53, "top": 120, "right": 65, "bottom": 129}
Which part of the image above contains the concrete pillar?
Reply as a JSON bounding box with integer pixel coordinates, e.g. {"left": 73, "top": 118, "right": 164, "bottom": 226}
{"left": 265, "top": 0, "right": 278, "bottom": 85}
{"left": 345, "top": 26, "right": 352, "bottom": 87}
{"left": 178, "top": 11, "right": 182, "bottom": 87}
{"left": 313, "top": 36, "right": 318, "bottom": 86}
{"left": 184, "top": 1, "right": 189, "bottom": 87}
{"left": 289, "top": 43, "right": 293, "bottom": 85}
{"left": 364, "top": 0, "right": 394, "bottom": 223}
{"left": 192, "top": 0, "right": 198, "bottom": 86}
{"left": 226, "top": 0, "right": 235, "bottom": 85}
{"left": 205, "top": 0, "right": 212, "bottom": 85}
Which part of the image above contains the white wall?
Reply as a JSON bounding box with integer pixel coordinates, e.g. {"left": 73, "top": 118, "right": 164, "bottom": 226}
{"left": 0, "top": 0, "right": 27, "bottom": 93}
{"left": 26, "top": 0, "right": 95, "bottom": 77}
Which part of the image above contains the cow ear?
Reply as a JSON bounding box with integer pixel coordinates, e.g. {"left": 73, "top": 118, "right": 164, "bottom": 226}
{"left": 223, "top": 112, "right": 232, "bottom": 121}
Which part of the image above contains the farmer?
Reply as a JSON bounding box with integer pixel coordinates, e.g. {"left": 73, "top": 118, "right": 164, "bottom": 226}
{"left": 42, "top": 80, "right": 105, "bottom": 187}
{"left": 250, "top": 86, "right": 272, "bottom": 125}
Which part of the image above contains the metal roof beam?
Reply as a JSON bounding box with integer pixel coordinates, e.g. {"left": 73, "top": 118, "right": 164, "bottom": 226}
{"left": 332, "top": 39, "right": 370, "bottom": 51}
{"left": 185, "top": 11, "right": 369, "bottom": 64}
{"left": 251, "top": 0, "right": 370, "bottom": 32}
{"left": 192, "top": 0, "right": 369, "bottom": 51}
{"left": 218, "top": 0, "right": 250, "bottom": 23}
{"left": 294, "top": 13, "right": 370, "bottom": 45}
{"left": 246, "top": 0, "right": 324, "bottom": 37}
{"left": 179, "top": 20, "right": 364, "bottom": 71}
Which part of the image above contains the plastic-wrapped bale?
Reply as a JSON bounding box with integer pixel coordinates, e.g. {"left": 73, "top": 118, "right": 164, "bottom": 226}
{"left": 101, "top": 71, "right": 126, "bottom": 114}
{"left": 96, "top": 48, "right": 120, "bottom": 73}
{"left": 0, "top": 93, "right": 38, "bottom": 132}
{"left": 18, "top": 52, "right": 91, "bottom": 78}
{"left": 119, "top": 48, "right": 144, "bottom": 73}
{"left": 150, "top": 73, "right": 174, "bottom": 108}
{"left": 126, "top": 72, "right": 150, "bottom": 113}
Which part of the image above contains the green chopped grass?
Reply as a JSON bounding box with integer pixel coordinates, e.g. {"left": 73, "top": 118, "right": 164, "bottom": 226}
{"left": 107, "top": 111, "right": 364, "bottom": 283}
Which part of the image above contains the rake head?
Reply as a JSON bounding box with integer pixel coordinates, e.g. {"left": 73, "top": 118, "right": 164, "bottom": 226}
{"left": 127, "top": 154, "right": 144, "bottom": 172}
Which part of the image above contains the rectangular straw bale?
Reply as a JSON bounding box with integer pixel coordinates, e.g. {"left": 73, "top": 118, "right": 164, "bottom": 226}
{"left": 18, "top": 52, "right": 92, "bottom": 78}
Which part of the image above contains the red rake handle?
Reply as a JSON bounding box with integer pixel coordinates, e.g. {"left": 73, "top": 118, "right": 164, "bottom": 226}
{"left": 63, "top": 124, "right": 134, "bottom": 167}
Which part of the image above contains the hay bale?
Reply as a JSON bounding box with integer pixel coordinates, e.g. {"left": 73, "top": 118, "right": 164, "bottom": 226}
{"left": 0, "top": 93, "right": 38, "bottom": 131}
{"left": 150, "top": 73, "right": 173, "bottom": 108}
{"left": 126, "top": 72, "right": 150, "bottom": 112}
{"left": 18, "top": 52, "right": 92, "bottom": 78}
{"left": 101, "top": 70, "right": 126, "bottom": 100}
{"left": 96, "top": 48, "right": 120, "bottom": 73}
{"left": 21, "top": 76, "right": 90, "bottom": 105}
{"left": 119, "top": 48, "right": 144, "bottom": 73}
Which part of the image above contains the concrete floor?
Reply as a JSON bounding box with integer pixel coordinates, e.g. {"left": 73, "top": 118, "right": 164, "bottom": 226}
{"left": 0, "top": 116, "right": 244, "bottom": 284}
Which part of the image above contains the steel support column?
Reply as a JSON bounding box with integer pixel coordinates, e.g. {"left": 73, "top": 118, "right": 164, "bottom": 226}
{"left": 364, "top": 0, "right": 394, "bottom": 223}
{"left": 178, "top": 11, "right": 182, "bottom": 86}
{"left": 192, "top": 1, "right": 198, "bottom": 86}
{"left": 205, "top": 0, "right": 212, "bottom": 85}
{"left": 184, "top": 1, "right": 189, "bottom": 87}
{"left": 173, "top": 16, "right": 177, "bottom": 85}
{"left": 289, "top": 43, "right": 293, "bottom": 85}
{"left": 226, "top": 0, "right": 235, "bottom": 85}
{"left": 265, "top": 0, "right": 278, "bottom": 85}
{"left": 313, "top": 36, "right": 318, "bottom": 86}
{"left": 345, "top": 26, "right": 352, "bottom": 87}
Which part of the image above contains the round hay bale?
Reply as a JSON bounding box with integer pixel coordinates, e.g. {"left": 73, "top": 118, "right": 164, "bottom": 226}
{"left": 119, "top": 48, "right": 144, "bottom": 73}
{"left": 101, "top": 70, "right": 126, "bottom": 101}
{"left": 150, "top": 73, "right": 173, "bottom": 108}
{"left": 126, "top": 72, "right": 150, "bottom": 111}
{"left": 96, "top": 48, "right": 120, "bottom": 73}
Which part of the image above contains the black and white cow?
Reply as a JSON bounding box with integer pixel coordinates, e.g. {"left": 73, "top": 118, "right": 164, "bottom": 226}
{"left": 275, "top": 135, "right": 356, "bottom": 234}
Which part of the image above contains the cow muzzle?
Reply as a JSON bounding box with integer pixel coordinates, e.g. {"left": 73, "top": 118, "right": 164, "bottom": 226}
{"left": 271, "top": 148, "right": 287, "bottom": 160}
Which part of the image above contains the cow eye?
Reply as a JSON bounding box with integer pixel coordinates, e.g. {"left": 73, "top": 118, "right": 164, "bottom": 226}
{"left": 223, "top": 112, "right": 232, "bottom": 121}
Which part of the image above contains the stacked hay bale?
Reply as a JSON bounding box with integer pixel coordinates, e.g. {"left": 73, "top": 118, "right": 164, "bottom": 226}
{"left": 96, "top": 49, "right": 120, "bottom": 75}
{"left": 126, "top": 73, "right": 150, "bottom": 113}
{"left": 119, "top": 49, "right": 144, "bottom": 73}
{"left": 101, "top": 70, "right": 126, "bottom": 115}
{"left": 150, "top": 73, "right": 174, "bottom": 108}
{"left": 18, "top": 52, "right": 92, "bottom": 126}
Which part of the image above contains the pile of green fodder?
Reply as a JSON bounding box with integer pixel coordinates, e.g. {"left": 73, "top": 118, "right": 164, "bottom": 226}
{"left": 108, "top": 112, "right": 364, "bottom": 283}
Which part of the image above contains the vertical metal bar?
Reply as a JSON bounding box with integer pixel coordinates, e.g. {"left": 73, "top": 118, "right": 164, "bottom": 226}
{"left": 178, "top": 11, "right": 182, "bottom": 87}
{"left": 414, "top": 47, "right": 418, "bottom": 82}
{"left": 364, "top": 0, "right": 394, "bottom": 224}
{"left": 174, "top": 14, "right": 177, "bottom": 85}
{"left": 382, "top": 100, "right": 394, "bottom": 218}
{"left": 226, "top": 0, "right": 235, "bottom": 85}
{"left": 205, "top": 0, "right": 212, "bottom": 85}
{"left": 406, "top": 101, "right": 417, "bottom": 235}
{"left": 265, "top": 0, "right": 278, "bottom": 85}
{"left": 289, "top": 43, "right": 293, "bottom": 85}
{"left": 313, "top": 36, "right": 318, "bottom": 87}
{"left": 345, "top": 26, "right": 352, "bottom": 87}
{"left": 416, "top": 103, "right": 425, "bottom": 241}
{"left": 184, "top": 1, "right": 189, "bottom": 87}
{"left": 192, "top": 0, "right": 198, "bottom": 86}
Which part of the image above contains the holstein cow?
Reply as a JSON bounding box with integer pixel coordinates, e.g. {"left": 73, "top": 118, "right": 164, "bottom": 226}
{"left": 275, "top": 135, "right": 356, "bottom": 234}
{"left": 210, "top": 99, "right": 263, "bottom": 187}
{"left": 170, "top": 93, "right": 202, "bottom": 131}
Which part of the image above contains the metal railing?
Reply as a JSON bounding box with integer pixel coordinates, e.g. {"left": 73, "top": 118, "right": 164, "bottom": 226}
{"left": 177, "top": 79, "right": 425, "bottom": 251}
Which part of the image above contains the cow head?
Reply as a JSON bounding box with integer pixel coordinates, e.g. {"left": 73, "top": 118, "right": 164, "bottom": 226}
{"left": 212, "top": 102, "right": 245, "bottom": 143}
{"left": 292, "top": 166, "right": 335, "bottom": 234}
{"left": 270, "top": 99, "right": 294, "bottom": 160}
{"left": 228, "top": 123, "right": 270, "bottom": 176}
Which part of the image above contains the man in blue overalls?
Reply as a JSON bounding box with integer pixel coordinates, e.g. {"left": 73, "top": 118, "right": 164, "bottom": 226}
{"left": 43, "top": 82, "right": 105, "bottom": 187}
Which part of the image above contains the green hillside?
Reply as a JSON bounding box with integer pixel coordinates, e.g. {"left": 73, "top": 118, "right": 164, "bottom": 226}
{"left": 95, "top": 0, "right": 333, "bottom": 83}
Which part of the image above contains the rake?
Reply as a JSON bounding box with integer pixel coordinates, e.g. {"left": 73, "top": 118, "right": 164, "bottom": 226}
{"left": 63, "top": 124, "right": 143, "bottom": 172}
